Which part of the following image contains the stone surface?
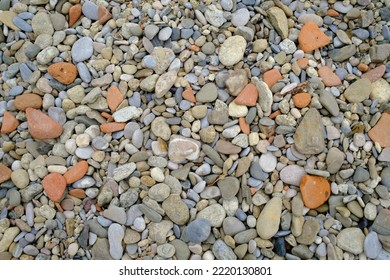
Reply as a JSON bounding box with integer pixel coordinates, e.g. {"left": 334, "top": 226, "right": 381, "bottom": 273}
{"left": 294, "top": 108, "right": 325, "bottom": 155}
{"left": 298, "top": 21, "right": 330, "bottom": 52}
{"left": 42, "top": 173, "right": 67, "bottom": 202}
{"left": 300, "top": 175, "right": 331, "bottom": 209}
{"left": 337, "top": 228, "right": 365, "bottom": 254}
{"left": 256, "top": 197, "right": 282, "bottom": 239}
{"left": 219, "top": 36, "right": 247, "bottom": 67}
{"left": 344, "top": 78, "right": 372, "bottom": 103}
{"left": 26, "top": 108, "right": 63, "bottom": 140}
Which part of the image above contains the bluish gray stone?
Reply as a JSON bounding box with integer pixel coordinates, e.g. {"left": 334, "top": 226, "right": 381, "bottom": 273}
{"left": 9, "top": 85, "right": 24, "bottom": 96}
{"left": 353, "top": 166, "right": 370, "bottom": 183}
{"left": 77, "top": 62, "right": 92, "bottom": 83}
{"left": 364, "top": 231, "right": 382, "bottom": 259}
{"left": 19, "top": 63, "right": 32, "bottom": 82}
{"left": 13, "top": 16, "right": 32, "bottom": 32}
{"left": 212, "top": 239, "right": 237, "bottom": 260}
{"left": 185, "top": 219, "right": 211, "bottom": 243}
{"left": 72, "top": 37, "right": 93, "bottom": 62}
{"left": 82, "top": 1, "right": 99, "bottom": 20}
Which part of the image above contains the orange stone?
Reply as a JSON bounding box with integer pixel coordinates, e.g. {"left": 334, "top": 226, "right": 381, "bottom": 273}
{"left": 361, "top": 65, "right": 386, "bottom": 82}
{"left": 1, "top": 111, "right": 19, "bottom": 133}
{"left": 42, "top": 173, "right": 67, "bottom": 202}
{"left": 107, "top": 85, "right": 123, "bottom": 112}
{"left": 100, "top": 122, "right": 126, "bottom": 133}
{"left": 368, "top": 113, "right": 390, "bottom": 147}
{"left": 14, "top": 93, "right": 42, "bottom": 111}
{"left": 269, "top": 110, "right": 281, "bottom": 119}
{"left": 101, "top": 112, "right": 113, "bottom": 119}
{"left": 47, "top": 62, "right": 78, "bottom": 85}
{"left": 318, "top": 66, "right": 341, "bottom": 87}
{"left": 182, "top": 87, "right": 196, "bottom": 103}
{"left": 69, "top": 189, "right": 86, "bottom": 199}
{"left": 293, "top": 93, "right": 311, "bottom": 108}
{"left": 188, "top": 45, "right": 200, "bottom": 52}
{"left": 298, "top": 21, "right": 330, "bottom": 53}
{"left": 327, "top": 9, "right": 340, "bottom": 17}
{"left": 0, "top": 163, "right": 12, "bottom": 184}
{"left": 297, "top": 58, "right": 309, "bottom": 69}
{"left": 300, "top": 175, "right": 331, "bottom": 209}
{"left": 64, "top": 160, "right": 89, "bottom": 184}
{"left": 263, "top": 69, "right": 282, "bottom": 89}
{"left": 26, "top": 108, "right": 63, "bottom": 140}
{"left": 234, "top": 83, "right": 258, "bottom": 106}
{"left": 239, "top": 117, "right": 250, "bottom": 134}
{"left": 98, "top": 5, "right": 112, "bottom": 24}
{"left": 68, "top": 4, "right": 82, "bottom": 27}
{"left": 357, "top": 63, "right": 369, "bottom": 72}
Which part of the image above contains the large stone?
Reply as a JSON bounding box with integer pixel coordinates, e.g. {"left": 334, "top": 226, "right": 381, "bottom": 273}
{"left": 26, "top": 108, "right": 63, "bottom": 140}
{"left": 344, "top": 78, "right": 372, "bottom": 103}
{"left": 256, "top": 197, "right": 282, "bottom": 239}
{"left": 294, "top": 108, "right": 325, "bottom": 155}
{"left": 168, "top": 135, "right": 201, "bottom": 163}
{"left": 219, "top": 36, "right": 247, "bottom": 67}
{"left": 337, "top": 228, "right": 365, "bottom": 254}
{"left": 370, "top": 78, "right": 390, "bottom": 104}
{"left": 267, "top": 7, "right": 288, "bottom": 39}
{"left": 300, "top": 175, "right": 331, "bottom": 209}
{"left": 162, "top": 195, "right": 189, "bottom": 225}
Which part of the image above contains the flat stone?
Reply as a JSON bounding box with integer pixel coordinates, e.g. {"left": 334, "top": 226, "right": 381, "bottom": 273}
{"left": 231, "top": 8, "right": 250, "bottom": 27}
{"left": 112, "top": 106, "right": 142, "bottom": 122}
{"left": 113, "top": 162, "right": 136, "bottom": 182}
{"left": 217, "top": 176, "right": 239, "bottom": 200}
{"left": 337, "top": 228, "right": 365, "bottom": 254}
{"left": 212, "top": 239, "right": 237, "bottom": 260}
{"left": 296, "top": 219, "right": 320, "bottom": 245}
{"left": 300, "top": 175, "right": 331, "bottom": 209}
{"left": 256, "top": 197, "right": 282, "bottom": 239}
{"left": 223, "top": 216, "right": 246, "bottom": 236}
{"left": 168, "top": 135, "right": 200, "bottom": 163}
{"left": 185, "top": 219, "right": 211, "bottom": 243}
{"left": 162, "top": 195, "right": 189, "bottom": 225}
{"left": 42, "top": 173, "right": 66, "bottom": 202}
{"left": 108, "top": 224, "right": 124, "bottom": 260}
{"left": 103, "top": 205, "right": 127, "bottom": 225}
{"left": 320, "top": 91, "right": 339, "bottom": 116}
{"left": 197, "top": 204, "right": 226, "bottom": 227}
{"left": 369, "top": 44, "right": 390, "bottom": 63}
{"left": 0, "top": 164, "right": 12, "bottom": 184}
{"left": 369, "top": 113, "right": 390, "bottom": 147}
{"left": 280, "top": 165, "right": 306, "bottom": 186}
{"left": 298, "top": 21, "right": 330, "bottom": 52}
{"left": 155, "top": 71, "right": 177, "bottom": 98}
{"left": 0, "top": 227, "right": 20, "bottom": 253}
{"left": 353, "top": 166, "right": 370, "bottom": 182}
{"left": 372, "top": 209, "right": 390, "bottom": 236}
{"left": 364, "top": 231, "right": 382, "bottom": 259}
{"left": 91, "top": 238, "right": 112, "bottom": 260}
{"left": 259, "top": 152, "right": 277, "bottom": 172}
{"left": 328, "top": 45, "right": 357, "bottom": 62}
{"left": 204, "top": 5, "right": 226, "bottom": 27}
{"left": 344, "top": 78, "right": 372, "bottom": 103}
{"left": 196, "top": 83, "right": 218, "bottom": 103}
{"left": 267, "top": 7, "right": 288, "bottom": 39}
{"left": 47, "top": 62, "right": 78, "bottom": 85}
{"left": 294, "top": 108, "right": 325, "bottom": 155}
{"left": 0, "top": 111, "right": 19, "bottom": 133}
{"left": 72, "top": 37, "right": 93, "bottom": 62}
{"left": 326, "top": 147, "right": 345, "bottom": 174}
{"left": 32, "top": 12, "right": 53, "bottom": 35}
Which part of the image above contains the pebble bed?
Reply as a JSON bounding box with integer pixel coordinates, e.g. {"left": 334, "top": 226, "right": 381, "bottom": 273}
{"left": 0, "top": 0, "right": 390, "bottom": 260}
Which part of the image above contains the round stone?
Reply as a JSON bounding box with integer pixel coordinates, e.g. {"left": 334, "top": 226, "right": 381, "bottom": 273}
{"left": 219, "top": 36, "right": 247, "bottom": 67}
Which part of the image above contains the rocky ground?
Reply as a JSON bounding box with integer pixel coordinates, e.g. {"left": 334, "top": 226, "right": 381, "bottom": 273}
{"left": 1, "top": 0, "right": 390, "bottom": 260}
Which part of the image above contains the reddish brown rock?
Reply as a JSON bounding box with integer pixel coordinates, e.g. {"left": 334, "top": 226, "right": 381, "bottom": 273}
{"left": 239, "top": 117, "right": 250, "bottom": 134}
{"left": 318, "top": 66, "right": 341, "bottom": 86}
{"left": 69, "top": 189, "right": 86, "bottom": 199}
{"left": 234, "top": 83, "right": 258, "bottom": 106}
{"left": 361, "top": 65, "right": 386, "bottom": 82}
{"left": 98, "top": 5, "right": 112, "bottom": 24}
{"left": 297, "top": 58, "right": 309, "bottom": 69}
{"left": 64, "top": 160, "right": 89, "bottom": 184}
{"left": 300, "top": 175, "right": 331, "bottom": 209}
{"left": 0, "top": 112, "right": 19, "bottom": 133}
{"left": 182, "top": 87, "right": 196, "bottom": 103}
{"left": 100, "top": 122, "right": 126, "bottom": 133}
{"left": 106, "top": 85, "right": 123, "bottom": 113}
{"left": 368, "top": 113, "right": 390, "bottom": 147}
{"left": 26, "top": 108, "right": 63, "bottom": 140}
{"left": 263, "top": 69, "right": 282, "bottom": 89}
{"left": 0, "top": 164, "right": 12, "bottom": 184}
{"left": 47, "top": 62, "right": 78, "bottom": 85}
{"left": 293, "top": 93, "right": 311, "bottom": 108}
{"left": 68, "top": 4, "right": 82, "bottom": 27}
{"left": 14, "top": 93, "right": 42, "bottom": 111}
{"left": 298, "top": 21, "right": 330, "bottom": 53}
{"left": 42, "top": 173, "right": 67, "bottom": 202}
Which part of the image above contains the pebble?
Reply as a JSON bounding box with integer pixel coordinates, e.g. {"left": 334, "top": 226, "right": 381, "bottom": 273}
{"left": 219, "top": 36, "right": 247, "bottom": 67}
{"left": 185, "top": 219, "right": 211, "bottom": 243}
{"left": 256, "top": 197, "right": 282, "bottom": 239}
{"left": 259, "top": 152, "right": 277, "bottom": 172}
{"left": 212, "top": 240, "right": 237, "bottom": 260}
{"left": 108, "top": 224, "right": 124, "bottom": 260}
{"left": 72, "top": 37, "right": 93, "bottom": 63}
{"left": 337, "top": 228, "right": 365, "bottom": 254}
